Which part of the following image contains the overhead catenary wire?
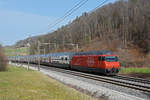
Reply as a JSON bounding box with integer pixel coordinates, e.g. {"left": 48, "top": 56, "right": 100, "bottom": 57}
{"left": 39, "top": 0, "right": 111, "bottom": 34}
{"left": 36, "top": 0, "right": 89, "bottom": 34}
{"left": 48, "top": 0, "right": 88, "bottom": 29}
{"left": 90, "top": 0, "right": 110, "bottom": 13}
{"left": 49, "top": 0, "right": 87, "bottom": 26}
{"left": 49, "top": 0, "right": 111, "bottom": 29}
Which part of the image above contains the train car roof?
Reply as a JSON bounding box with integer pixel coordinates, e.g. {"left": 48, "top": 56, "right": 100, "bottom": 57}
{"left": 9, "top": 50, "right": 114, "bottom": 58}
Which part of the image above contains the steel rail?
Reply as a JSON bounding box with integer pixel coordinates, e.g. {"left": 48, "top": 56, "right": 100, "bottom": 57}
{"left": 113, "top": 75, "right": 150, "bottom": 84}
{"left": 37, "top": 65, "right": 150, "bottom": 93}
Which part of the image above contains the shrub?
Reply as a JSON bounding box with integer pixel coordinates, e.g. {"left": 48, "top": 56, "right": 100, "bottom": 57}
{"left": 0, "top": 45, "right": 8, "bottom": 71}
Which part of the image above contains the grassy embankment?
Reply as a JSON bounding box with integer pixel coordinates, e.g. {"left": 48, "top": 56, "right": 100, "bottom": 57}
{"left": 0, "top": 65, "right": 97, "bottom": 100}
{"left": 119, "top": 67, "right": 150, "bottom": 79}
{"left": 4, "top": 47, "right": 28, "bottom": 56}
{"left": 120, "top": 67, "right": 150, "bottom": 74}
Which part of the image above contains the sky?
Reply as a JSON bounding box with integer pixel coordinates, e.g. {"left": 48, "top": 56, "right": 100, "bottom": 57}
{"left": 0, "top": 0, "right": 117, "bottom": 46}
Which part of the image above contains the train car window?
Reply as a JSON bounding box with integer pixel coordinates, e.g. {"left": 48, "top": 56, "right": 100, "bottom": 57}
{"left": 61, "top": 57, "right": 64, "bottom": 60}
{"left": 65, "top": 57, "right": 68, "bottom": 60}
{"left": 98, "top": 57, "right": 101, "bottom": 61}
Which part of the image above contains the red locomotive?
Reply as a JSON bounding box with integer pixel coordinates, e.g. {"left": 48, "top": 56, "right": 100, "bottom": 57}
{"left": 71, "top": 51, "right": 120, "bottom": 75}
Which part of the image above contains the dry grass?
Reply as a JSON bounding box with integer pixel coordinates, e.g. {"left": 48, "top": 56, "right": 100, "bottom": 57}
{"left": 0, "top": 65, "right": 98, "bottom": 100}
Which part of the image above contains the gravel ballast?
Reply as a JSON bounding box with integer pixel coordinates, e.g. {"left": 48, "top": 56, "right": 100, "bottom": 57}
{"left": 11, "top": 63, "right": 149, "bottom": 100}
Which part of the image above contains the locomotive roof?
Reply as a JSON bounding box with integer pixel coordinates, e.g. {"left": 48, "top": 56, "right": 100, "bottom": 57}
{"left": 74, "top": 50, "right": 114, "bottom": 56}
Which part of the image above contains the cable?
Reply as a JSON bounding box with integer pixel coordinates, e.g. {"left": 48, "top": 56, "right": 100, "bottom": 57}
{"left": 49, "top": 0, "right": 87, "bottom": 26}
{"left": 32, "top": 0, "right": 88, "bottom": 34}
{"left": 49, "top": 0, "right": 110, "bottom": 29}
{"left": 48, "top": 0, "right": 88, "bottom": 29}
{"left": 90, "top": 0, "right": 109, "bottom": 13}
{"left": 39, "top": 0, "right": 110, "bottom": 33}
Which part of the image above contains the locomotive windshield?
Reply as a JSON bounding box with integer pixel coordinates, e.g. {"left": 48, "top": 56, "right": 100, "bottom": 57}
{"left": 98, "top": 56, "right": 118, "bottom": 62}
{"left": 105, "top": 56, "right": 118, "bottom": 62}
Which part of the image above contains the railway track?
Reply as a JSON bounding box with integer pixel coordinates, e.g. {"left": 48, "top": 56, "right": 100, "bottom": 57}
{"left": 113, "top": 75, "right": 150, "bottom": 85}
{"left": 28, "top": 64, "right": 150, "bottom": 93}
{"left": 15, "top": 63, "right": 150, "bottom": 93}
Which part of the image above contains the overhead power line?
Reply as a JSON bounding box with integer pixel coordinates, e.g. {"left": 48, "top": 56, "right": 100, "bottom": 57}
{"left": 49, "top": 0, "right": 87, "bottom": 26}
{"left": 48, "top": 0, "right": 88, "bottom": 29}
{"left": 40, "top": 0, "right": 110, "bottom": 33}
{"left": 90, "top": 0, "right": 110, "bottom": 13}
{"left": 49, "top": 0, "right": 110, "bottom": 29}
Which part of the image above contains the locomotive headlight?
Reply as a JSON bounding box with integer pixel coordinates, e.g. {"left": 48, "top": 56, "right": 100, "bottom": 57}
{"left": 105, "top": 63, "right": 108, "bottom": 66}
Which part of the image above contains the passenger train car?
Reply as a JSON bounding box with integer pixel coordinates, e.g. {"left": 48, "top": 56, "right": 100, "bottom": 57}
{"left": 9, "top": 50, "right": 120, "bottom": 75}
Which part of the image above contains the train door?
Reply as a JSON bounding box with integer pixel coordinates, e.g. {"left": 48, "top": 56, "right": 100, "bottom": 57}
{"left": 98, "top": 56, "right": 105, "bottom": 68}
{"left": 64, "top": 56, "right": 69, "bottom": 64}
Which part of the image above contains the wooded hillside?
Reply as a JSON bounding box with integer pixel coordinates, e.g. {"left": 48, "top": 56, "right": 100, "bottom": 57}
{"left": 15, "top": 0, "right": 150, "bottom": 67}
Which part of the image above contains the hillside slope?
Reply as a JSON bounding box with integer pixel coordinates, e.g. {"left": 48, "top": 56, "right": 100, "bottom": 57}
{"left": 12, "top": 0, "right": 150, "bottom": 67}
